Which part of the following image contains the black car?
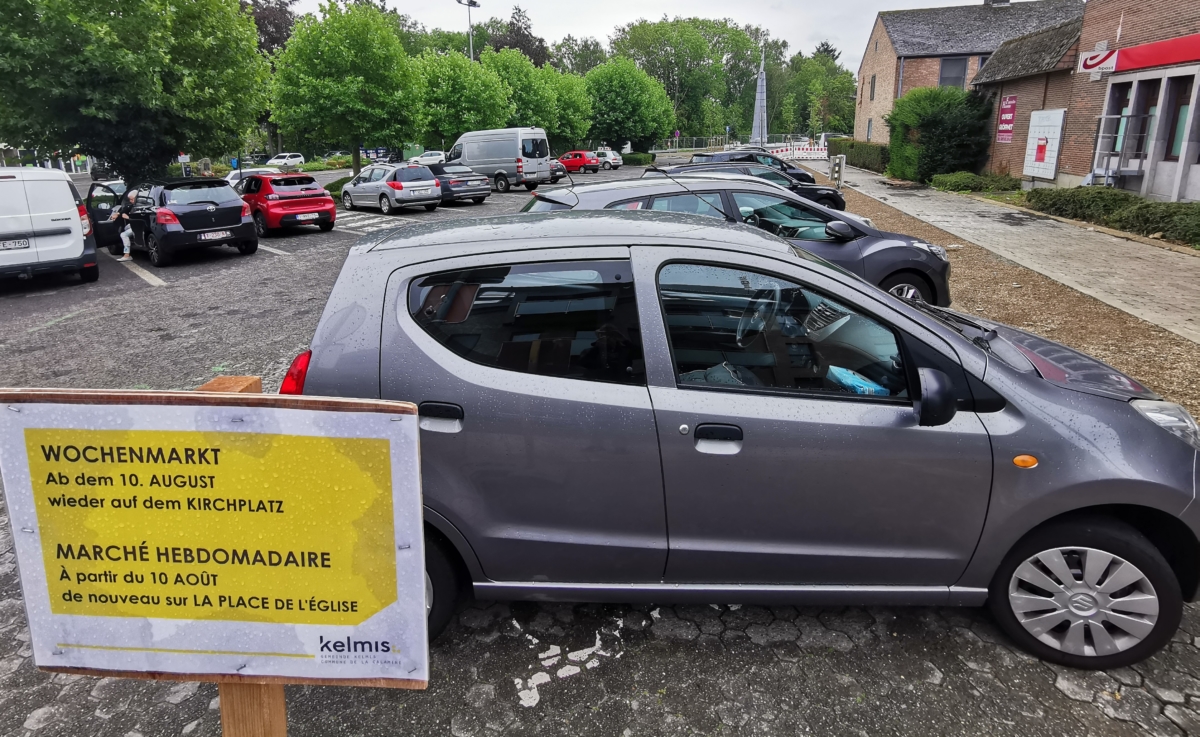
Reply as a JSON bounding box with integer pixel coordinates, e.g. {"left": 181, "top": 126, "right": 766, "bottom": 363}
{"left": 90, "top": 161, "right": 117, "bottom": 181}
{"left": 647, "top": 163, "right": 846, "bottom": 210}
{"left": 689, "top": 150, "right": 816, "bottom": 184}
{"left": 427, "top": 163, "right": 491, "bottom": 204}
{"left": 550, "top": 158, "right": 567, "bottom": 183}
{"left": 89, "top": 179, "right": 257, "bottom": 266}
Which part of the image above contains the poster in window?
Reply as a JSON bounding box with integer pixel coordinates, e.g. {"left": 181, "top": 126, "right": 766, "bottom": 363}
{"left": 997, "top": 96, "right": 1017, "bottom": 143}
{"left": 1023, "top": 109, "right": 1066, "bottom": 179}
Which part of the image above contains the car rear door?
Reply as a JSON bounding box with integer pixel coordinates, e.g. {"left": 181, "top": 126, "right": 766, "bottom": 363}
{"left": 381, "top": 248, "right": 667, "bottom": 584}
{"left": 25, "top": 174, "right": 83, "bottom": 263}
{"left": 87, "top": 183, "right": 121, "bottom": 248}
{"left": 0, "top": 175, "right": 35, "bottom": 268}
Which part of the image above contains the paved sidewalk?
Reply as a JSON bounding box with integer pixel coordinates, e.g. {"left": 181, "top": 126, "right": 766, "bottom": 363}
{"left": 840, "top": 167, "right": 1200, "bottom": 345}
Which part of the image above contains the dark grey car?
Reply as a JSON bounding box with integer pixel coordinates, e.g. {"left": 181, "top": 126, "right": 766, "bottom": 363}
{"left": 289, "top": 211, "right": 1200, "bottom": 669}
{"left": 521, "top": 177, "right": 951, "bottom": 306}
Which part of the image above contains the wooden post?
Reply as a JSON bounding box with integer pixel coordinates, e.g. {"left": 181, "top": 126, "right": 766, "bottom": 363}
{"left": 196, "top": 376, "right": 288, "bottom": 737}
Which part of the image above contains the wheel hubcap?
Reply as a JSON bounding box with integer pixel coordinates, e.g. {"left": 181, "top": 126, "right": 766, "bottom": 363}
{"left": 888, "top": 283, "right": 924, "bottom": 301}
{"left": 1008, "top": 546, "right": 1159, "bottom": 657}
{"left": 425, "top": 570, "right": 433, "bottom": 618}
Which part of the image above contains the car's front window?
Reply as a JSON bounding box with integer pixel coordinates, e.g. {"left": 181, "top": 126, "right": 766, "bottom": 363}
{"left": 732, "top": 192, "right": 833, "bottom": 241}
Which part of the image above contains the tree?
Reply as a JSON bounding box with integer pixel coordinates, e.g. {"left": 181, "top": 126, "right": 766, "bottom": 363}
{"left": 585, "top": 57, "right": 674, "bottom": 152}
{"left": 540, "top": 66, "right": 592, "bottom": 149}
{"left": 480, "top": 47, "right": 556, "bottom": 131}
{"left": 487, "top": 6, "right": 549, "bottom": 66}
{"left": 813, "top": 41, "right": 841, "bottom": 62}
{"left": 0, "top": 0, "right": 268, "bottom": 183}
{"left": 271, "top": 1, "right": 425, "bottom": 174}
{"left": 885, "top": 87, "right": 992, "bottom": 181}
{"left": 551, "top": 35, "right": 607, "bottom": 75}
{"left": 610, "top": 18, "right": 718, "bottom": 135}
{"left": 418, "top": 51, "right": 512, "bottom": 151}
{"left": 241, "top": 0, "right": 296, "bottom": 54}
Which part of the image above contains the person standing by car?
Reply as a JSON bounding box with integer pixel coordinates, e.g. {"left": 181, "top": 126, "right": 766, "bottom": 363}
{"left": 109, "top": 189, "right": 137, "bottom": 262}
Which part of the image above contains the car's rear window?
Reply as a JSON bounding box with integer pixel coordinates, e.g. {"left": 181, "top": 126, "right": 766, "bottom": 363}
{"left": 162, "top": 182, "right": 241, "bottom": 205}
{"left": 440, "top": 166, "right": 474, "bottom": 175}
{"left": 394, "top": 167, "right": 434, "bottom": 182}
{"left": 271, "top": 176, "right": 319, "bottom": 192}
{"left": 521, "top": 138, "right": 549, "bottom": 158}
{"left": 690, "top": 154, "right": 714, "bottom": 163}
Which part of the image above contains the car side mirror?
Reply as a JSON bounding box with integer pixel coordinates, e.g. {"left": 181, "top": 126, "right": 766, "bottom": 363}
{"left": 825, "top": 221, "right": 855, "bottom": 240}
{"left": 916, "top": 368, "right": 957, "bottom": 427}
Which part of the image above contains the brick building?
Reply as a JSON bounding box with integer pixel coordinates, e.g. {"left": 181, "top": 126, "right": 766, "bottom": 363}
{"left": 974, "top": 0, "right": 1200, "bottom": 201}
{"left": 854, "top": 0, "right": 1084, "bottom": 144}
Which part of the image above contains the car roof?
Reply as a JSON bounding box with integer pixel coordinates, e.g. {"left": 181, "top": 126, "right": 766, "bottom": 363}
{"left": 561, "top": 174, "right": 786, "bottom": 197}
{"left": 0, "top": 167, "right": 71, "bottom": 182}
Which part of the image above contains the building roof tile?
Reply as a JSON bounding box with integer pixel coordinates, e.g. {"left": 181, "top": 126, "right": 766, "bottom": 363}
{"left": 880, "top": 0, "right": 1084, "bottom": 58}
{"left": 972, "top": 17, "right": 1082, "bottom": 85}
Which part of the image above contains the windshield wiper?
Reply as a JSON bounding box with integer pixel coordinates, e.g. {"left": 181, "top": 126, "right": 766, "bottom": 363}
{"left": 906, "top": 301, "right": 997, "bottom": 350}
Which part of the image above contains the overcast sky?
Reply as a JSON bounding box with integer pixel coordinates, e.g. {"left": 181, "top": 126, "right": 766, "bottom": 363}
{"left": 291, "top": 0, "right": 1035, "bottom": 73}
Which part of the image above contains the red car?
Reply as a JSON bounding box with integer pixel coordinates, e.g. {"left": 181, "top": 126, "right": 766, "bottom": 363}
{"left": 558, "top": 151, "right": 600, "bottom": 173}
{"left": 235, "top": 173, "right": 336, "bottom": 236}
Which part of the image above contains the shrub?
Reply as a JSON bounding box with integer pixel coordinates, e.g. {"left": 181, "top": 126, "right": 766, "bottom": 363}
{"left": 931, "top": 171, "right": 1022, "bottom": 192}
{"left": 326, "top": 176, "right": 352, "bottom": 198}
{"left": 1106, "top": 202, "right": 1200, "bottom": 246}
{"left": 622, "top": 152, "right": 654, "bottom": 166}
{"left": 885, "top": 87, "right": 992, "bottom": 182}
{"left": 300, "top": 161, "right": 331, "bottom": 172}
{"left": 324, "top": 156, "right": 351, "bottom": 169}
{"left": 828, "top": 140, "right": 889, "bottom": 173}
{"left": 1024, "top": 187, "right": 1142, "bottom": 223}
{"left": 1023, "top": 187, "right": 1200, "bottom": 246}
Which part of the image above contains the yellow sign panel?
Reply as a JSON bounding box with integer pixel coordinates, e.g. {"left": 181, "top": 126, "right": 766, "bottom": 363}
{"left": 26, "top": 428, "right": 397, "bottom": 626}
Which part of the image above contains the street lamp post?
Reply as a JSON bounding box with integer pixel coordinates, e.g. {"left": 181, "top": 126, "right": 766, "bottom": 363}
{"left": 456, "top": 0, "right": 480, "bottom": 59}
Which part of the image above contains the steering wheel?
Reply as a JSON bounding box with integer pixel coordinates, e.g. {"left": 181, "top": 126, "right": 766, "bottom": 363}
{"left": 736, "top": 286, "right": 781, "bottom": 348}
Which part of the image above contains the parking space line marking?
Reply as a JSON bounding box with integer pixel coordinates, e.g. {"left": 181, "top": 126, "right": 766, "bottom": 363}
{"left": 103, "top": 249, "right": 166, "bottom": 287}
{"left": 258, "top": 245, "right": 291, "bottom": 256}
{"left": 28, "top": 309, "right": 87, "bottom": 333}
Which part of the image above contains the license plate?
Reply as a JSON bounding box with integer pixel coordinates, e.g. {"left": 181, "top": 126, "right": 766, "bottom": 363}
{"left": 296, "top": 213, "right": 319, "bottom": 221}
{"left": 472, "top": 180, "right": 486, "bottom": 186}
{"left": 0, "top": 238, "right": 30, "bottom": 250}
{"left": 199, "top": 230, "right": 231, "bottom": 241}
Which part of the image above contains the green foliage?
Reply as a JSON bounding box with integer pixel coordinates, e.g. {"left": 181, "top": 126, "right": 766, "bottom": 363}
{"left": 0, "top": 0, "right": 268, "bottom": 183}
{"left": 299, "top": 161, "right": 331, "bottom": 171}
{"left": 586, "top": 57, "right": 674, "bottom": 152}
{"left": 621, "top": 153, "right": 655, "bottom": 166}
{"left": 785, "top": 51, "right": 856, "bottom": 136}
{"left": 540, "top": 66, "right": 592, "bottom": 149}
{"left": 1024, "top": 187, "right": 1200, "bottom": 245}
{"left": 1106, "top": 203, "right": 1200, "bottom": 246}
{"left": 1024, "top": 187, "right": 1143, "bottom": 222}
{"left": 829, "top": 140, "right": 890, "bottom": 174}
{"left": 480, "top": 47, "right": 556, "bottom": 131}
{"left": 885, "top": 87, "right": 992, "bottom": 182}
{"left": 271, "top": 2, "right": 425, "bottom": 173}
{"left": 322, "top": 156, "right": 352, "bottom": 169}
{"left": 418, "top": 50, "right": 512, "bottom": 150}
{"left": 930, "top": 171, "right": 1022, "bottom": 192}
{"left": 325, "top": 176, "right": 352, "bottom": 198}
{"left": 551, "top": 35, "right": 607, "bottom": 75}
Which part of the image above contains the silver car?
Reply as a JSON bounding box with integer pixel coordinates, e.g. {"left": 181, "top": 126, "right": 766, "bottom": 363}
{"left": 341, "top": 164, "right": 441, "bottom": 214}
{"left": 289, "top": 210, "right": 1200, "bottom": 669}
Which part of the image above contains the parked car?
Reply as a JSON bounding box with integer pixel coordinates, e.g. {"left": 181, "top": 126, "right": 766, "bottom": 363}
{"left": 341, "top": 164, "right": 440, "bottom": 214}
{"left": 105, "top": 178, "right": 256, "bottom": 266}
{"left": 559, "top": 151, "right": 599, "bottom": 173}
{"left": 549, "top": 158, "right": 567, "bottom": 183}
{"left": 595, "top": 150, "right": 623, "bottom": 170}
{"left": 446, "top": 127, "right": 552, "bottom": 193}
{"left": 410, "top": 150, "right": 446, "bottom": 166}
{"left": 427, "top": 163, "right": 490, "bottom": 205}
{"left": 2, "top": 167, "right": 97, "bottom": 283}
{"left": 521, "top": 176, "right": 948, "bottom": 304}
{"left": 648, "top": 163, "right": 846, "bottom": 210}
{"left": 690, "top": 150, "right": 816, "bottom": 184}
{"left": 225, "top": 167, "right": 281, "bottom": 183}
{"left": 234, "top": 173, "right": 336, "bottom": 236}
{"left": 289, "top": 208, "right": 1200, "bottom": 670}
{"left": 324, "top": 150, "right": 350, "bottom": 159}
{"left": 89, "top": 160, "right": 117, "bottom": 181}
{"left": 265, "top": 153, "right": 305, "bottom": 167}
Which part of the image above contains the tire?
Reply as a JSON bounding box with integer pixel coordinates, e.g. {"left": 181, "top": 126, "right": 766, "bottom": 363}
{"left": 379, "top": 195, "right": 393, "bottom": 215}
{"left": 342, "top": 192, "right": 354, "bottom": 210}
{"left": 494, "top": 174, "right": 511, "bottom": 193}
{"left": 79, "top": 265, "right": 99, "bottom": 283}
{"left": 551, "top": 177, "right": 562, "bottom": 184}
{"left": 471, "top": 197, "right": 486, "bottom": 204}
{"left": 425, "top": 531, "right": 465, "bottom": 641}
{"left": 319, "top": 222, "right": 334, "bottom": 232}
{"left": 146, "top": 234, "right": 171, "bottom": 267}
{"left": 524, "top": 183, "right": 538, "bottom": 191}
{"left": 988, "top": 517, "right": 1182, "bottom": 670}
{"left": 817, "top": 197, "right": 843, "bottom": 211}
{"left": 879, "top": 272, "right": 933, "bottom": 303}
{"left": 602, "top": 162, "right": 611, "bottom": 170}
{"left": 424, "top": 203, "right": 438, "bottom": 211}
{"left": 253, "top": 212, "right": 270, "bottom": 238}
{"left": 237, "top": 240, "right": 258, "bottom": 255}
{"left": 107, "top": 242, "right": 123, "bottom": 256}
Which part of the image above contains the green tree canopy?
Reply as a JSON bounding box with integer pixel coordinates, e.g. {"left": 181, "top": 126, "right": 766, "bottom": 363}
{"left": 551, "top": 35, "right": 607, "bottom": 75}
{"left": 539, "top": 66, "right": 592, "bottom": 150}
{"left": 418, "top": 50, "right": 513, "bottom": 151}
{"left": 585, "top": 56, "right": 674, "bottom": 152}
{"left": 480, "top": 47, "right": 556, "bottom": 131}
{"left": 0, "top": 0, "right": 268, "bottom": 182}
{"left": 271, "top": 1, "right": 425, "bottom": 173}
{"left": 885, "top": 86, "right": 992, "bottom": 182}
{"left": 487, "top": 6, "right": 549, "bottom": 66}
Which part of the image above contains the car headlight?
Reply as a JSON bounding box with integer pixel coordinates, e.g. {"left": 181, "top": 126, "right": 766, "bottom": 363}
{"left": 1131, "top": 400, "right": 1200, "bottom": 451}
{"left": 914, "top": 242, "right": 949, "bottom": 261}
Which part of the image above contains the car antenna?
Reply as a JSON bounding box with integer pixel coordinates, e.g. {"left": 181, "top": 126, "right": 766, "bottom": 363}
{"left": 648, "top": 164, "right": 736, "bottom": 221}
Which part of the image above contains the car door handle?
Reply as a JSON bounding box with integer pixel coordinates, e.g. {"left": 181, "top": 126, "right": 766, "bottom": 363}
{"left": 693, "top": 423, "right": 743, "bottom": 455}
{"left": 418, "top": 402, "right": 464, "bottom": 434}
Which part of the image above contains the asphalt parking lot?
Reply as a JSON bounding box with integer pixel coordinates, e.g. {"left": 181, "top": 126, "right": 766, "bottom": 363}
{"left": 2, "top": 163, "right": 1198, "bottom": 736}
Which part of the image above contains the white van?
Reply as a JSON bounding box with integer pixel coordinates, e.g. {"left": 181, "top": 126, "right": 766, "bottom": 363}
{"left": 446, "top": 127, "right": 551, "bottom": 193}
{"left": 0, "top": 167, "right": 97, "bottom": 283}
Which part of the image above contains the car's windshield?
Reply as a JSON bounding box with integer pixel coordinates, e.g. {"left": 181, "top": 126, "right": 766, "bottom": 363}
{"left": 162, "top": 182, "right": 241, "bottom": 205}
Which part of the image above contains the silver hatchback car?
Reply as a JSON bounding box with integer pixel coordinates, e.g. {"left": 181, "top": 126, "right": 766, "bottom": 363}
{"left": 287, "top": 211, "right": 1200, "bottom": 669}
{"left": 341, "top": 163, "right": 441, "bottom": 214}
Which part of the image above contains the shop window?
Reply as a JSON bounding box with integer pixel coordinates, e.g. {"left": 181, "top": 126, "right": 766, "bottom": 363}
{"left": 939, "top": 57, "right": 968, "bottom": 89}
{"left": 1164, "top": 76, "right": 1194, "bottom": 162}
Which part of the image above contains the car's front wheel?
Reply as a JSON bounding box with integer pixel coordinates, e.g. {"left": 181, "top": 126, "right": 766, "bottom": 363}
{"left": 425, "top": 531, "right": 464, "bottom": 641}
{"left": 879, "top": 272, "right": 933, "bottom": 303}
{"left": 146, "top": 235, "right": 171, "bottom": 267}
{"left": 342, "top": 192, "right": 354, "bottom": 210}
{"left": 817, "top": 197, "right": 842, "bottom": 211}
{"left": 989, "top": 517, "right": 1181, "bottom": 670}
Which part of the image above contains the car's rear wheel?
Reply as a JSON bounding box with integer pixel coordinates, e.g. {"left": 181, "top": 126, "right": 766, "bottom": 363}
{"left": 425, "top": 531, "right": 464, "bottom": 641}
{"left": 602, "top": 162, "right": 611, "bottom": 170}
{"left": 379, "top": 195, "right": 393, "bottom": 215}
{"left": 471, "top": 197, "right": 486, "bottom": 204}
{"left": 107, "top": 242, "right": 123, "bottom": 256}
{"left": 495, "top": 174, "right": 511, "bottom": 193}
{"left": 989, "top": 517, "right": 1181, "bottom": 669}
{"left": 319, "top": 222, "right": 334, "bottom": 232}
{"left": 524, "top": 183, "right": 538, "bottom": 191}
{"left": 879, "top": 272, "right": 933, "bottom": 303}
{"left": 424, "top": 203, "right": 438, "bottom": 211}
{"left": 253, "top": 212, "right": 270, "bottom": 238}
{"left": 79, "top": 265, "right": 99, "bottom": 283}
{"left": 342, "top": 192, "right": 354, "bottom": 210}
{"left": 237, "top": 240, "right": 258, "bottom": 255}
{"left": 146, "top": 235, "right": 171, "bottom": 267}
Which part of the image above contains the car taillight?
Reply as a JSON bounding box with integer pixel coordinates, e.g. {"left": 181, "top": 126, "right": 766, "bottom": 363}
{"left": 432, "top": 178, "right": 439, "bottom": 187}
{"left": 77, "top": 203, "right": 92, "bottom": 236}
{"left": 386, "top": 181, "right": 404, "bottom": 190}
{"left": 448, "top": 180, "right": 463, "bottom": 185}
{"left": 156, "top": 208, "right": 180, "bottom": 225}
{"left": 241, "top": 201, "right": 251, "bottom": 217}
{"left": 516, "top": 158, "right": 524, "bottom": 174}
{"left": 279, "top": 350, "right": 312, "bottom": 395}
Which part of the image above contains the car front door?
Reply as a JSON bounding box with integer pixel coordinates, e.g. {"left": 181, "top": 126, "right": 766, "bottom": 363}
{"left": 87, "top": 183, "right": 121, "bottom": 248}
{"left": 632, "top": 247, "right": 992, "bottom": 586}
{"left": 381, "top": 249, "right": 666, "bottom": 584}
{"left": 730, "top": 190, "right": 865, "bottom": 276}
{"left": 350, "top": 168, "right": 375, "bottom": 205}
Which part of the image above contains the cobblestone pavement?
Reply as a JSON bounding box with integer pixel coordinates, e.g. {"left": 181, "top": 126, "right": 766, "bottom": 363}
{"left": 3, "top": 166, "right": 1200, "bottom": 736}
{"left": 839, "top": 167, "right": 1200, "bottom": 345}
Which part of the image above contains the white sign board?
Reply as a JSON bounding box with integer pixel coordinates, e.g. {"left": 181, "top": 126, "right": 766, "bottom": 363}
{"left": 1078, "top": 49, "right": 1118, "bottom": 74}
{"left": 177, "top": 155, "right": 190, "bottom": 164}
{"left": 0, "top": 391, "right": 427, "bottom": 686}
{"left": 1023, "top": 109, "right": 1067, "bottom": 180}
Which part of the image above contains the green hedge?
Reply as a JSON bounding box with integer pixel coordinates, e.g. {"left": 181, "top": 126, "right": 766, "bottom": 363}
{"left": 1024, "top": 187, "right": 1200, "bottom": 246}
{"left": 326, "top": 176, "right": 352, "bottom": 198}
{"left": 828, "top": 140, "right": 889, "bottom": 173}
{"left": 930, "top": 171, "right": 1022, "bottom": 192}
{"left": 622, "top": 152, "right": 654, "bottom": 166}
{"left": 885, "top": 87, "right": 992, "bottom": 182}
